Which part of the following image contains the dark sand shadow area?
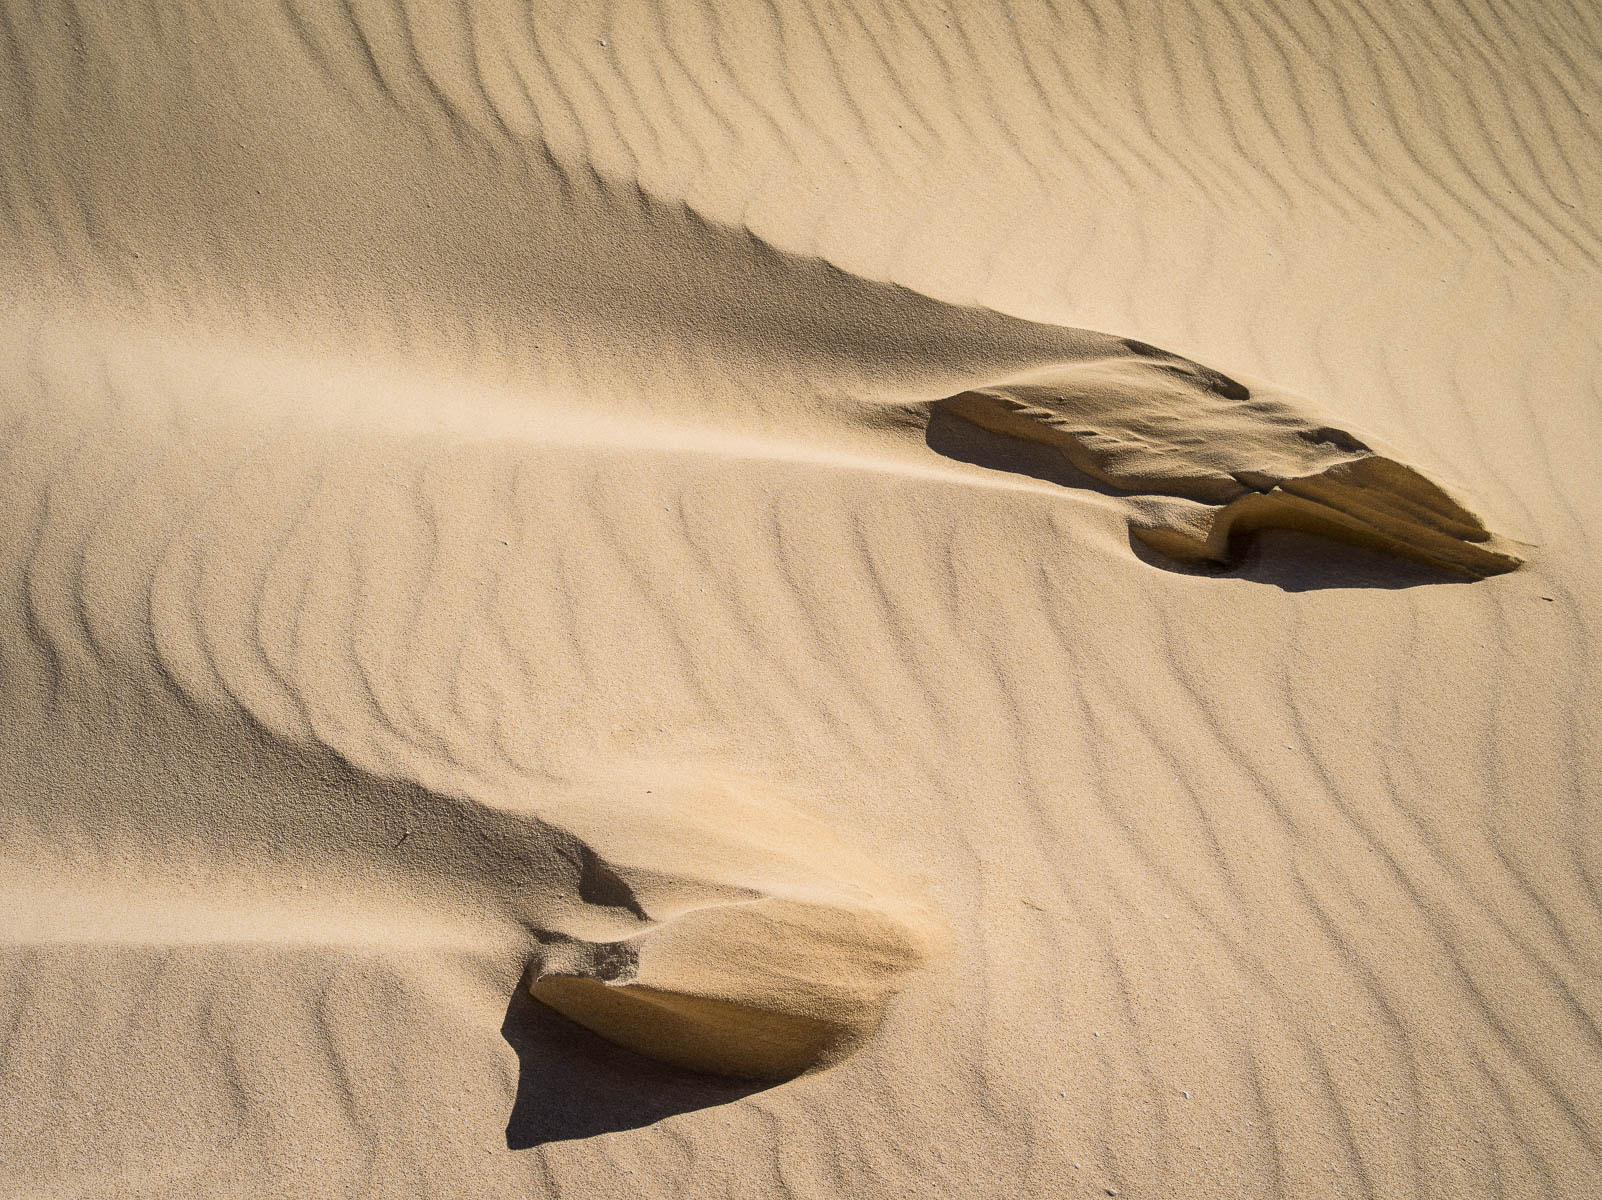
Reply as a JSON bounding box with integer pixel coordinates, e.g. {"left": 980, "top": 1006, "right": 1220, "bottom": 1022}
{"left": 501, "top": 983, "right": 769, "bottom": 1149}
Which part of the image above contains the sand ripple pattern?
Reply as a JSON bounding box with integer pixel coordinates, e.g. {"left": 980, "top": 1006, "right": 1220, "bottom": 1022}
{"left": 0, "top": 2, "right": 1598, "bottom": 1199}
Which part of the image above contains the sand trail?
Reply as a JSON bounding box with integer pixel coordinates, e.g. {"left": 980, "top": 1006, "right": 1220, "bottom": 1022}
{"left": 0, "top": 309, "right": 957, "bottom": 1083}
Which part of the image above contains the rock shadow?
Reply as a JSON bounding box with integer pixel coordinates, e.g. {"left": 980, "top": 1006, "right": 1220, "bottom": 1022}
{"left": 1131, "top": 527, "right": 1480, "bottom": 592}
{"left": 501, "top": 979, "right": 769, "bottom": 1148}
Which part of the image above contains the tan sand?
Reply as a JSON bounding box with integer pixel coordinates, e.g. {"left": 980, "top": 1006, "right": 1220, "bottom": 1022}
{"left": 0, "top": 0, "right": 1597, "bottom": 1196}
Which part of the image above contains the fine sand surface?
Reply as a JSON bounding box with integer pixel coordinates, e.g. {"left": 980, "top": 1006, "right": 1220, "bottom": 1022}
{"left": 1, "top": 1, "right": 1598, "bottom": 1197}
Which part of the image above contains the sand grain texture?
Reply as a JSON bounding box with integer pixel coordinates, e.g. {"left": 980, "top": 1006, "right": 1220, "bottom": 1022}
{"left": 1, "top": 1, "right": 1598, "bottom": 1197}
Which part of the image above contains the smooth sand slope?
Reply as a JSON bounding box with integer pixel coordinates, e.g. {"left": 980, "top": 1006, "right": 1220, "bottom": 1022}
{"left": 0, "top": 1, "right": 1598, "bottom": 1197}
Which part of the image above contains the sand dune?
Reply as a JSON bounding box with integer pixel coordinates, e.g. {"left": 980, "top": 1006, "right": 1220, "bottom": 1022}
{"left": 1, "top": 0, "right": 1598, "bottom": 1197}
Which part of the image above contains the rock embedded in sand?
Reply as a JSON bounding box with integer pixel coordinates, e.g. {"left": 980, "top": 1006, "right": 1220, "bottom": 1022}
{"left": 524, "top": 774, "right": 945, "bottom": 1079}
{"left": 939, "top": 351, "right": 1521, "bottom": 578}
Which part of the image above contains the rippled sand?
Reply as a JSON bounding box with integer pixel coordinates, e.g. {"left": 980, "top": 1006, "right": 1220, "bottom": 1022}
{"left": 1, "top": 2, "right": 1597, "bottom": 1197}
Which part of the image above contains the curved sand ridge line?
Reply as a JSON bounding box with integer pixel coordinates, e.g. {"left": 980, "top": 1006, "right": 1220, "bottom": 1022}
{"left": 0, "top": 0, "right": 1523, "bottom": 580}
{"left": 3, "top": 746, "right": 941, "bottom": 1080}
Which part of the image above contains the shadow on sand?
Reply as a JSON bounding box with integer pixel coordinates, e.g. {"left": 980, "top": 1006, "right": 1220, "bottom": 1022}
{"left": 501, "top": 982, "right": 769, "bottom": 1149}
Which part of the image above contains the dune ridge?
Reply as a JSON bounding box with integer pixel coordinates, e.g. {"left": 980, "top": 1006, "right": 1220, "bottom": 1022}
{"left": 0, "top": 0, "right": 1535, "bottom": 588}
